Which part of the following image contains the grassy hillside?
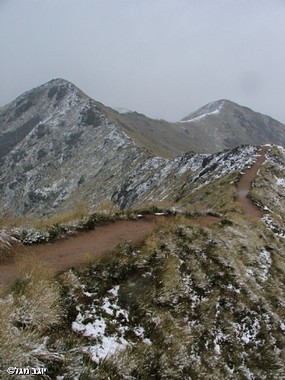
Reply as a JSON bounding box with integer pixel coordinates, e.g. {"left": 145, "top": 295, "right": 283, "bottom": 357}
{"left": 1, "top": 209, "right": 284, "bottom": 379}
{"left": 1, "top": 145, "right": 285, "bottom": 379}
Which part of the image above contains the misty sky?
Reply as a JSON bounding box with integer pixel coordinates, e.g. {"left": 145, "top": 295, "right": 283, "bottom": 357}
{"left": 1, "top": 0, "right": 285, "bottom": 122}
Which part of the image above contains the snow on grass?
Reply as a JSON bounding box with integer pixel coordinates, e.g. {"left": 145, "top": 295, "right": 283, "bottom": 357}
{"left": 180, "top": 108, "right": 220, "bottom": 123}
{"left": 71, "top": 284, "right": 150, "bottom": 363}
{"left": 190, "top": 145, "right": 257, "bottom": 188}
{"left": 85, "top": 335, "right": 129, "bottom": 363}
{"left": 259, "top": 249, "right": 272, "bottom": 282}
{"left": 276, "top": 177, "right": 285, "bottom": 187}
{"left": 245, "top": 249, "right": 272, "bottom": 282}
{"left": 176, "top": 153, "right": 206, "bottom": 175}
{"left": 113, "top": 107, "right": 133, "bottom": 114}
{"left": 232, "top": 316, "right": 260, "bottom": 345}
{"left": 262, "top": 215, "right": 285, "bottom": 239}
{"left": 213, "top": 329, "right": 228, "bottom": 355}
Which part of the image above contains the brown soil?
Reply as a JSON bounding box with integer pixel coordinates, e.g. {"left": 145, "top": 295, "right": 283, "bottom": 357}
{"left": 0, "top": 216, "right": 159, "bottom": 290}
{"left": 0, "top": 213, "right": 222, "bottom": 290}
{"left": 236, "top": 145, "right": 269, "bottom": 217}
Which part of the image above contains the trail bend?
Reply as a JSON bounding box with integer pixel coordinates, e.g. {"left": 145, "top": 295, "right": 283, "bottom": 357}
{"left": 236, "top": 145, "right": 270, "bottom": 217}
{"left": 0, "top": 216, "right": 159, "bottom": 290}
{"left": 1, "top": 140, "right": 268, "bottom": 291}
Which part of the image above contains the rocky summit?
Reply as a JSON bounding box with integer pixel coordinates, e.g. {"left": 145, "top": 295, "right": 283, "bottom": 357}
{"left": 1, "top": 78, "right": 285, "bottom": 217}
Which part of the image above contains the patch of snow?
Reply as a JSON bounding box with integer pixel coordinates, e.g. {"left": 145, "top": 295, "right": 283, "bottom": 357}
{"left": 102, "top": 298, "right": 114, "bottom": 315}
{"left": 108, "top": 285, "right": 120, "bottom": 297}
{"left": 72, "top": 284, "right": 150, "bottom": 364}
{"left": 226, "top": 284, "right": 241, "bottom": 293}
{"left": 85, "top": 335, "right": 129, "bottom": 364}
{"left": 233, "top": 316, "right": 260, "bottom": 345}
{"left": 262, "top": 215, "right": 285, "bottom": 239}
{"left": 246, "top": 268, "right": 254, "bottom": 277}
{"left": 180, "top": 108, "right": 220, "bottom": 123}
{"left": 276, "top": 177, "right": 285, "bottom": 187}
{"left": 259, "top": 249, "right": 272, "bottom": 282}
{"left": 179, "top": 101, "right": 224, "bottom": 123}
{"left": 213, "top": 329, "right": 226, "bottom": 355}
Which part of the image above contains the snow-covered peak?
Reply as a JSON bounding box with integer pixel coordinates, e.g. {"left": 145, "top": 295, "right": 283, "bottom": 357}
{"left": 179, "top": 99, "right": 227, "bottom": 123}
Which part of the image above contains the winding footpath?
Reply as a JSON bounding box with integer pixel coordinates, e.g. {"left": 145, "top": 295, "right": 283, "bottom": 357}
{"left": 236, "top": 145, "right": 269, "bottom": 217}
{"left": 0, "top": 216, "right": 159, "bottom": 290}
{"left": 0, "top": 146, "right": 269, "bottom": 290}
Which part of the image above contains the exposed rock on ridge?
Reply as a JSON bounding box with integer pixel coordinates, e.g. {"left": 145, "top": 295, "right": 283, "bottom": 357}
{"left": 1, "top": 79, "right": 285, "bottom": 217}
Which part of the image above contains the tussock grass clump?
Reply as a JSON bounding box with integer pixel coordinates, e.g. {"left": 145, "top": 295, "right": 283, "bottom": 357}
{"left": 0, "top": 205, "right": 118, "bottom": 248}
{"left": 0, "top": 258, "right": 63, "bottom": 379}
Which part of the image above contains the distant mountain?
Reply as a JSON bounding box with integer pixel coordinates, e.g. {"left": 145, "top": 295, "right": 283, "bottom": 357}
{"left": 110, "top": 99, "right": 285, "bottom": 156}
{"left": 178, "top": 99, "right": 285, "bottom": 153}
{"left": 1, "top": 78, "right": 285, "bottom": 217}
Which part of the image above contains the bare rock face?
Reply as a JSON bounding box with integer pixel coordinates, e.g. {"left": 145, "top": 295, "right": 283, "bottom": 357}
{"left": 1, "top": 79, "right": 285, "bottom": 217}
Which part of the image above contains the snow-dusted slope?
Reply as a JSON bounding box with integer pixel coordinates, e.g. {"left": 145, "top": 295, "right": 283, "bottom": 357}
{"left": 178, "top": 99, "right": 285, "bottom": 153}
{"left": 1, "top": 79, "right": 285, "bottom": 217}
{"left": 180, "top": 99, "right": 226, "bottom": 123}
{"left": 0, "top": 79, "right": 149, "bottom": 215}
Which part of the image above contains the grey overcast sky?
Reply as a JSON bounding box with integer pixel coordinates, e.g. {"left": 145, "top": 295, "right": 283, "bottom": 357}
{"left": 0, "top": 0, "right": 285, "bottom": 122}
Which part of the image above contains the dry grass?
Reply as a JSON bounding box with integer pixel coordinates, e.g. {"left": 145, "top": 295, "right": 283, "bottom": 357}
{"left": 180, "top": 172, "right": 242, "bottom": 215}
{"left": 0, "top": 201, "right": 90, "bottom": 230}
{"left": 0, "top": 257, "right": 63, "bottom": 377}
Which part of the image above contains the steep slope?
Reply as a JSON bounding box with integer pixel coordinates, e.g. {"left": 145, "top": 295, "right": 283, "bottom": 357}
{"left": 106, "top": 110, "right": 193, "bottom": 158}
{"left": 0, "top": 79, "right": 164, "bottom": 216}
{"left": 1, "top": 79, "right": 285, "bottom": 218}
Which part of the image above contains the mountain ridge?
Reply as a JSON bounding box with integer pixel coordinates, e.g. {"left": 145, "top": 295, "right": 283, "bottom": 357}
{"left": 1, "top": 78, "right": 285, "bottom": 156}
{"left": 1, "top": 79, "right": 285, "bottom": 217}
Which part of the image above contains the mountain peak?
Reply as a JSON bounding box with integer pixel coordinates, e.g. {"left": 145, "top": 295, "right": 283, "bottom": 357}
{"left": 47, "top": 77, "right": 71, "bottom": 85}
{"left": 180, "top": 99, "right": 228, "bottom": 123}
{"left": 180, "top": 99, "right": 264, "bottom": 123}
{"left": 43, "top": 78, "right": 80, "bottom": 92}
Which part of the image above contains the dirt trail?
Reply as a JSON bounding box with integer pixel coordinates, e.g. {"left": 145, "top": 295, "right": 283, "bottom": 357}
{"left": 236, "top": 145, "right": 269, "bottom": 217}
{"left": 0, "top": 213, "right": 222, "bottom": 290}
{"left": 0, "top": 216, "right": 159, "bottom": 290}
{"left": 0, "top": 142, "right": 268, "bottom": 290}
